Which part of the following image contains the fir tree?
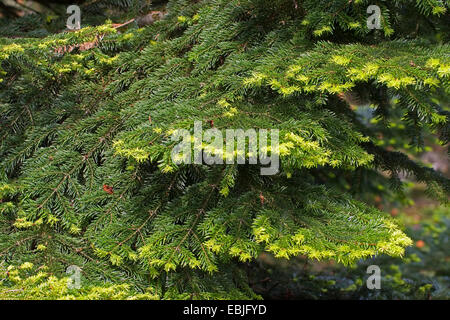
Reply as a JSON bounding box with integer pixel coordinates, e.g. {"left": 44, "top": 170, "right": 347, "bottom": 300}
{"left": 0, "top": 0, "right": 448, "bottom": 299}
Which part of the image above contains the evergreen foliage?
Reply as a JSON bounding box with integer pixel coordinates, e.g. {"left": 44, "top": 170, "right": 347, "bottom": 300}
{"left": 0, "top": 0, "right": 448, "bottom": 298}
{"left": 251, "top": 206, "right": 450, "bottom": 300}
{"left": 0, "top": 261, "right": 160, "bottom": 300}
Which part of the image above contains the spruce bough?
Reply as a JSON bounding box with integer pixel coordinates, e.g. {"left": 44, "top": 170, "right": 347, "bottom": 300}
{"left": 0, "top": 0, "right": 448, "bottom": 299}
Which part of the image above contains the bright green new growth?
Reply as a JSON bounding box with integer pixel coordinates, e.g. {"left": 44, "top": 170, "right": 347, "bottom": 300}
{"left": 0, "top": 0, "right": 448, "bottom": 298}
{"left": 0, "top": 262, "right": 159, "bottom": 300}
